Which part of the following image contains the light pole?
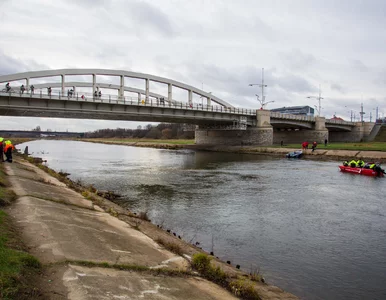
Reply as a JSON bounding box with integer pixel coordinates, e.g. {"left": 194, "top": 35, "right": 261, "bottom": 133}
{"left": 345, "top": 106, "right": 354, "bottom": 122}
{"left": 359, "top": 103, "right": 365, "bottom": 124}
{"left": 249, "top": 68, "right": 272, "bottom": 109}
{"left": 255, "top": 94, "right": 275, "bottom": 109}
{"left": 307, "top": 85, "right": 323, "bottom": 116}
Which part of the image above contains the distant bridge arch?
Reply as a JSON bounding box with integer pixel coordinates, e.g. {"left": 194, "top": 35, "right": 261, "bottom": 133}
{"left": 0, "top": 69, "right": 234, "bottom": 108}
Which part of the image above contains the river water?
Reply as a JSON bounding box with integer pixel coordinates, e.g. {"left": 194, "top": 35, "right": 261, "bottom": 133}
{"left": 17, "top": 140, "right": 386, "bottom": 300}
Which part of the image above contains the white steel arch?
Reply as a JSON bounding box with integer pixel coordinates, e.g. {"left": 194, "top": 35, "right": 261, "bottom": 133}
{"left": 0, "top": 69, "right": 234, "bottom": 108}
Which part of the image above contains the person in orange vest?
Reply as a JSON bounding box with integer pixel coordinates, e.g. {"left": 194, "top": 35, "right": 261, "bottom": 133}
{"left": 4, "top": 140, "right": 15, "bottom": 163}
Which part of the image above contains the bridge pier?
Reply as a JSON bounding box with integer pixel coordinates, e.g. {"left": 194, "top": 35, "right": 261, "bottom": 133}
{"left": 273, "top": 117, "right": 328, "bottom": 144}
{"left": 195, "top": 110, "right": 273, "bottom": 146}
{"left": 329, "top": 122, "right": 374, "bottom": 142}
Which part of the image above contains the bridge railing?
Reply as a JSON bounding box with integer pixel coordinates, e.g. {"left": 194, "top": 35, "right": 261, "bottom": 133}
{"left": 270, "top": 112, "right": 315, "bottom": 122}
{"left": 0, "top": 90, "right": 257, "bottom": 116}
{"left": 325, "top": 119, "right": 355, "bottom": 125}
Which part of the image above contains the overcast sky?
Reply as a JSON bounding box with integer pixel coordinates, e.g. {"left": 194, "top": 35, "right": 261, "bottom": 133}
{"left": 1, "top": 0, "right": 385, "bottom": 132}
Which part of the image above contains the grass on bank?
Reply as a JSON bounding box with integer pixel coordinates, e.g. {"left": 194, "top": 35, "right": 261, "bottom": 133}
{"left": 0, "top": 164, "right": 42, "bottom": 300}
{"left": 276, "top": 142, "right": 386, "bottom": 152}
{"left": 191, "top": 253, "right": 262, "bottom": 300}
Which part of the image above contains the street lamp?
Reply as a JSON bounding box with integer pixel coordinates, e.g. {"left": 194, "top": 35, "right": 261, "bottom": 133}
{"left": 307, "top": 85, "right": 323, "bottom": 116}
{"left": 255, "top": 94, "right": 274, "bottom": 109}
{"left": 249, "top": 68, "right": 272, "bottom": 109}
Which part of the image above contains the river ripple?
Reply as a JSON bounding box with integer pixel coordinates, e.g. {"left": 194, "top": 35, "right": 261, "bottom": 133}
{"left": 17, "top": 140, "right": 386, "bottom": 300}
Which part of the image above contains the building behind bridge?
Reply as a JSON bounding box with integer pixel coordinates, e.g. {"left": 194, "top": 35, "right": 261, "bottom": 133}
{"left": 271, "top": 105, "right": 315, "bottom": 116}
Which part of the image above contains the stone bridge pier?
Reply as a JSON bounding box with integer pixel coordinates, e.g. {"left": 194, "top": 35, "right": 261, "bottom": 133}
{"left": 329, "top": 122, "right": 373, "bottom": 142}
{"left": 195, "top": 110, "right": 273, "bottom": 146}
{"left": 273, "top": 117, "right": 329, "bottom": 145}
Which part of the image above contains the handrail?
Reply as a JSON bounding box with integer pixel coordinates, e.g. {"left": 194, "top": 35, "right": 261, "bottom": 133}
{"left": 0, "top": 90, "right": 257, "bottom": 115}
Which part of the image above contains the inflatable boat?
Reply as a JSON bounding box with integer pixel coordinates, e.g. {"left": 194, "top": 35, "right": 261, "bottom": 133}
{"left": 339, "top": 165, "right": 384, "bottom": 177}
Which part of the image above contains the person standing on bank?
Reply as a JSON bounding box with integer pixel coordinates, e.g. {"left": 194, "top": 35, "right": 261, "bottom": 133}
{"left": 311, "top": 141, "right": 317, "bottom": 152}
{"left": 324, "top": 139, "right": 328, "bottom": 147}
{"left": 0, "top": 138, "right": 4, "bottom": 162}
{"left": 4, "top": 140, "right": 15, "bottom": 163}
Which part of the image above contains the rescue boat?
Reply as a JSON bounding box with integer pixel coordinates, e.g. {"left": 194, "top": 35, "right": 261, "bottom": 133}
{"left": 339, "top": 165, "right": 384, "bottom": 177}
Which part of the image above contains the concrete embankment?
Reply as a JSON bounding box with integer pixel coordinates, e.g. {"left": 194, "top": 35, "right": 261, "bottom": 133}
{"left": 4, "top": 156, "right": 298, "bottom": 300}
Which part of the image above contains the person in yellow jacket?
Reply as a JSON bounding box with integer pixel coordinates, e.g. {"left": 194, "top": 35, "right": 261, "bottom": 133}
{"left": 4, "top": 140, "right": 15, "bottom": 163}
{"left": 356, "top": 159, "right": 365, "bottom": 168}
{"left": 348, "top": 159, "right": 358, "bottom": 167}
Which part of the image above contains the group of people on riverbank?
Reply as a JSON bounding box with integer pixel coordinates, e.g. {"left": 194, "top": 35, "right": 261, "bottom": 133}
{"left": 302, "top": 141, "right": 318, "bottom": 152}
{"left": 0, "top": 138, "right": 15, "bottom": 163}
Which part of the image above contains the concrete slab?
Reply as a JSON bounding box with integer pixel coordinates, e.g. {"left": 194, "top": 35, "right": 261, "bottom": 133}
{"left": 62, "top": 264, "right": 238, "bottom": 300}
{"left": 7, "top": 175, "right": 95, "bottom": 210}
{"left": 7, "top": 196, "right": 187, "bottom": 270}
{"left": 357, "top": 151, "right": 386, "bottom": 160}
{"left": 8, "top": 160, "right": 67, "bottom": 187}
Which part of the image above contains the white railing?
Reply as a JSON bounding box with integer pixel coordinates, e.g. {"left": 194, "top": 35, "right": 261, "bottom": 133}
{"left": 325, "top": 119, "right": 355, "bottom": 126}
{"left": 270, "top": 112, "right": 315, "bottom": 122}
{"left": 0, "top": 90, "right": 257, "bottom": 115}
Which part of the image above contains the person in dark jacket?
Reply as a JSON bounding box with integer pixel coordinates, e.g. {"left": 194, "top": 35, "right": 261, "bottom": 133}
{"left": 0, "top": 137, "right": 4, "bottom": 162}
{"left": 311, "top": 141, "right": 317, "bottom": 152}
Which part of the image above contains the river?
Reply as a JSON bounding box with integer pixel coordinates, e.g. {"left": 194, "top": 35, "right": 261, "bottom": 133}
{"left": 17, "top": 140, "right": 386, "bottom": 300}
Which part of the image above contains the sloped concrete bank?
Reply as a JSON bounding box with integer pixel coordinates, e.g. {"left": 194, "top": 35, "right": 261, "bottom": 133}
{"left": 4, "top": 156, "right": 298, "bottom": 300}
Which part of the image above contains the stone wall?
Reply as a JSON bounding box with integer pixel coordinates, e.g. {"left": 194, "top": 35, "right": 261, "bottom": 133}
{"left": 195, "top": 127, "right": 273, "bottom": 146}
{"left": 273, "top": 128, "right": 328, "bottom": 144}
{"left": 329, "top": 123, "right": 365, "bottom": 142}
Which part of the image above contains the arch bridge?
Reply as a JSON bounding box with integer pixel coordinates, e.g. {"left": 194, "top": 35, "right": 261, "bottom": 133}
{"left": 0, "top": 69, "right": 367, "bottom": 145}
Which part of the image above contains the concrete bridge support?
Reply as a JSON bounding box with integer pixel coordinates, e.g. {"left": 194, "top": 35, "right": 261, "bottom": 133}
{"left": 329, "top": 122, "right": 374, "bottom": 142}
{"left": 195, "top": 110, "right": 273, "bottom": 146}
{"left": 273, "top": 117, "right": 328, "bottom": 144}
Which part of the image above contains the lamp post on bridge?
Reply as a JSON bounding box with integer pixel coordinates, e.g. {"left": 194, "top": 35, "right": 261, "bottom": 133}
{"left": 307, "top": 85, "right": 323, "bottom": 116}
{"left": 255, "top": 94, "right": 274, "bottom": 109}
{"left": 344, "top": 106, "right": 354, "bottom": 122}
{"left": 249, "top": 68, "right": 273, "bottom": 109}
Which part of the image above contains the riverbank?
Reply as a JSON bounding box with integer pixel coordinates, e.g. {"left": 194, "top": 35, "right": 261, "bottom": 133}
{"left": 80, "top": 138, "right": 386, "bottom": 163}
{"left": 0, "top": 154, "right": 298, "bottom": 300}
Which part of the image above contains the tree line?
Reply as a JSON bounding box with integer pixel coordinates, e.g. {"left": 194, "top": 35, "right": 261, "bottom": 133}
{"left": 83, "top": 123, "right": 195, "bottom": 139}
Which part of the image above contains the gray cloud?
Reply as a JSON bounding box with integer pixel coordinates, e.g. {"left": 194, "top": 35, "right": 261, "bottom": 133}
{"left": 0, "top": 51, "right": 48, "bottom": 76}
{"left": 280, "top": 49, "right": 317, "bottom": 71}
{"left": 330, "top": 83, "right": 345, "bottom": 93}
{"left": 124, "top": 1, "right": 176, "bottom": 37}
{"left": 350, "top": 59, "right": 368, "bottom": 72}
